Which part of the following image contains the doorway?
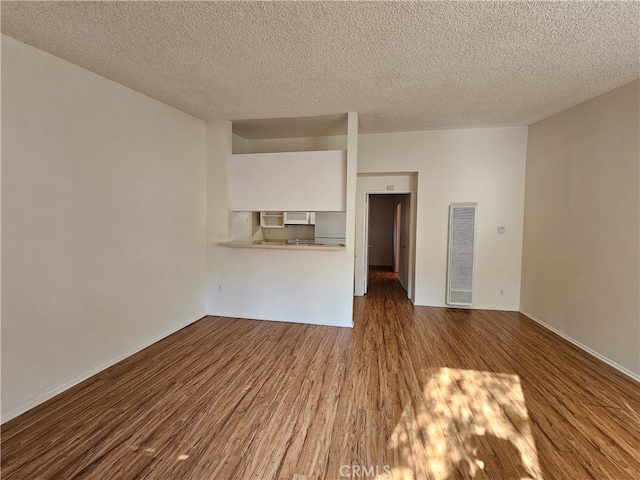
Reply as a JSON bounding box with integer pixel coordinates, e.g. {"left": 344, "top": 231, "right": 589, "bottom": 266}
{"left": 364, "top": 192, "right": 412, "bottom": 297}
{"left": 355, "top": 173, "right": 417, "bottom": 300}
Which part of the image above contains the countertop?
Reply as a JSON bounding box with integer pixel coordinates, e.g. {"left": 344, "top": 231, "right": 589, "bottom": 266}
{"left": 219, "top": 241, "right": 346, "bottom": 251}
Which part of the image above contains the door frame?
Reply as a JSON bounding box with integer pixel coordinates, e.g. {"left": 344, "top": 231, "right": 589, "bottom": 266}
{"left": 394, "top": 202, "right": 401, "bottom": 273}
{"left": 362, "top": 190, "right": 415, "bottom": 300}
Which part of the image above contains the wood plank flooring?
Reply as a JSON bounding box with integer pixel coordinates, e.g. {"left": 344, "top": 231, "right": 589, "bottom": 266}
{"left": 2, "top": 267, "right": 639, "bottom": 479}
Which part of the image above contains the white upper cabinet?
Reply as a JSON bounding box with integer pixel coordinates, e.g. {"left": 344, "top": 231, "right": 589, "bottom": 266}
{"left": 229, "top": 150, "right": 346, "bottom": 211}
{"left": 229, "top": 153, "right": 271, "bottom": 211}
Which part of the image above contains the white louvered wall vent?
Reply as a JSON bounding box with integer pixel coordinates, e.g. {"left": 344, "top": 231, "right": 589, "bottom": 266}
{"left": 447, "top": 204, "right": 477, "bottom": 306}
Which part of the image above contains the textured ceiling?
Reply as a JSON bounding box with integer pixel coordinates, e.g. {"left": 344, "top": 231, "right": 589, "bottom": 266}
{"left": 2, "top": 1, "right": 639, "bottom": 135}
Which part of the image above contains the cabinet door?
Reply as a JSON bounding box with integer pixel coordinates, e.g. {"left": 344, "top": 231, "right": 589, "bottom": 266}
{"left": 327, "top": 150, "right": 347, "bottom": 211}
{"left": 278, "top": 152, "right": 310, "bottom": 210}
{"left": 229, "top": 154, "right": 280, "bottom": 211}
{"left": 229, "top": 150, "right": 346, "bottom": 211}
{"left": 278, "top": 151, "right": 331, "bottom": 211}
{"left": 279, "top": 151, "right": 346, "bottom": 211}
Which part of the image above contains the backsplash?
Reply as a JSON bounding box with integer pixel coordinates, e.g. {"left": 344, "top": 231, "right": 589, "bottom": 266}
{"left": 263, "top": 225, "right": 315, "bottom": 241}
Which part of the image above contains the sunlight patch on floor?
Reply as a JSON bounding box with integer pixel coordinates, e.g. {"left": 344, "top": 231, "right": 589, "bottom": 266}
{"left": 388, "top": 368, "right": 543, "bottom": 480}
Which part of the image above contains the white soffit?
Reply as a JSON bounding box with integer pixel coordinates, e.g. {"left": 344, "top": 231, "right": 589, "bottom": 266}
{"left": 2, "top": 1, "right": 638, "bottom": 134}
{"left": 233, "top": 114, "right": 347, "bottom": 140}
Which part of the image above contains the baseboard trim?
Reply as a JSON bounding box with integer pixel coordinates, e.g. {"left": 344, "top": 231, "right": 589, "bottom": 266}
{"left": 520, "top": 310, "right": 640, "bottom": 383}
{"left": 1, "top": 314, "right": 206, "bottom": 424}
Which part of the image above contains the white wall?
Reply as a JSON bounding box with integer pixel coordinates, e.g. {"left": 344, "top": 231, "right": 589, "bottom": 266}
{"left": 205, "top": 115, "right": 358, "bottom": 327}
{"left": 1, "top": 35, "right": 207, "bottom": 421}
{"left": 232, "top": 133, "right": 249, "bottom": 154}
{"left": 521, "top": 80, "right": 639, "bottom": 377}
{"left": 236, "top": 135, "right": 347, "bottom": 154}
{"left": 207, "top": 246, "right": 356, "bottom": 327}
{"left": 206, "top": 120, "right": 233, "bottom": 313}
{"left": 358, "top": 127, "right": 528, "bottom": 310}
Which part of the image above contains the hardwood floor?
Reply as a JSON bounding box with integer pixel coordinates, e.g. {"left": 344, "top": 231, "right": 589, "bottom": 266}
{"left": 2, "top": 268, "right": 639, "bottom": 479}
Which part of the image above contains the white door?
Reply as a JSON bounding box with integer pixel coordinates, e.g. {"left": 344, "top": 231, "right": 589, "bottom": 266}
{"left": 394, "top": 202, "right": 401, "bottom": 273}
{"left": 363, "top": 194, "right": 370, "bottom": 294}
{"left": 399, "top": 194, "right": 410, "bottom": 291}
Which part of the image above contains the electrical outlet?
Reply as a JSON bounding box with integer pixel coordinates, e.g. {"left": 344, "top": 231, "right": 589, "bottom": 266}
{"left": 499, "top": 289, "right": 504, "bottom": 296}
{"left": 217, "top": 284, "right": 223, "bottom": 292}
